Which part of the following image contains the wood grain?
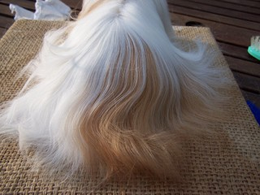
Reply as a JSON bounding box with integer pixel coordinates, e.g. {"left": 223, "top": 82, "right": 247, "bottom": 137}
{"left": 0, "top": 0, "right": 35, "bottom": 10}
{"left": 0, "top": 15, "right": 14, "bottom": 28}
{"left": 179, "top": 0, "right": 260, "bottom": 15}
{"left": 168, "top": 0, "right": 260, "bottom": 22}
{"left": 168, "top": 4, "right": 260, "bottom": 31}
{"left": 170, "top": 13, "right": 259, "bottom": 47}
{"left": 225, "top": 56, "right": 260, "bottom": 77}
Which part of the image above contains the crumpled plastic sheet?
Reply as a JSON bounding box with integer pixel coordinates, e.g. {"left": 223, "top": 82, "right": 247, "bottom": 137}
{"left": 9, "top": 0, "right": 71, "bottom": 21}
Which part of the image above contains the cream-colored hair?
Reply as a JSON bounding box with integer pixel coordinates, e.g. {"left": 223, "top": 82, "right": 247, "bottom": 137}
{"left": 0, "top": 0, "right": 229, "bottom": 180}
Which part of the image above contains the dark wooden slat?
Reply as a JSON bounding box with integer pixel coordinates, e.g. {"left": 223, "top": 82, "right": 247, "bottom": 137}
{"left": 233, "top": 72, "right": 260, "bottom": 93}
{"left": 168, "top": 4, "right": 260, "bottom": 31}
{"left": 168, "top": 0, "right": 260, "bottom": 23}
{"left": 0, "top": 27, "right": 7, "bottom": 38}
{"left": 61, "top": 0, "right": 82, "bottom": 10}
{"left": 0, "top": 0, "right": 35, "bottom": 10}
{"left": 0, "top": 0, "right": 83, "bottom": 10}
{"left": 170, "top": 13, "right": 259, "bottom": 47}
{"left": 218, "top": 0, "right": 260, "bottom": 9}
{"left": 241, "top": 90, "right": 260, "bottom": 108}
{"left": 218, "top": 42, "right": 259, "bottom": 63}
{"left": 225, "top": 56, "right": 260, "bottom": 78}
{"left": 184, "top": 0, "right": 260, "bottom": 15}
{"left": 0, "top": 15, "right": 14, "bottom": 29}
{"left": 0, "top": 3, "right": 13, "bottom": 17}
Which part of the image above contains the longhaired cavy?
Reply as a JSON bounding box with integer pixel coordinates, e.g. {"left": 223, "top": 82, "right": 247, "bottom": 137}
{"left": 0, "top": 0, "right": 229, "bottom": 181}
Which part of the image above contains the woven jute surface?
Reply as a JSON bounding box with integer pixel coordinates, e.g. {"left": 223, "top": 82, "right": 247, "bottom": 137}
{"left": 0, "top": 20, "right": 259, "bottom": 195}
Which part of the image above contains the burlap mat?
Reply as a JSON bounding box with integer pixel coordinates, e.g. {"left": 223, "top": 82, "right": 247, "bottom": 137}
{"left": 0, "top": 20, "right": 259, "bottom": 195}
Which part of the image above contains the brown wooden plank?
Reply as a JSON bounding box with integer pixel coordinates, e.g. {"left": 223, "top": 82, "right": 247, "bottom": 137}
{"left": 218, "top": 0, "right": 260, "bottom": 9}
{"left": 0, "top": 0, "right": 35, "bottom": 10}
{"left": 61, "top": 0, "right": 82, "bottom": 10}
{"left": 232, "top": 71, "right": 260, "bottom": 93}
{"left": 168, "top": 4, "right": 260, "bottom": 31}
{"left": 168, "top": 0, "right": 260, "bottom": 23}
{"left": 241, "top": 90, "right": 260, "bottom": 108}
{"left": 218, "top": 42, "right": 259, "bottom": 63}
{"left": 181, "top": 0, "right": 260, "bottom": 15}
{"left": 0, "top": 27, "right": 7, "bottom": 38}
{"left": 0, "top": 0, "right": 82, "bottom": 11}
{"left": 0, "top": 3, "right": 13, "bottom": 17}
{"left": 225, "top": 56, "right": 260, "bottom": 77}
{"left": 0, "top": 15, "right": 14, "bottom": 29}
{"left": 170, "top": 13, "right": 259, "bottom": 47}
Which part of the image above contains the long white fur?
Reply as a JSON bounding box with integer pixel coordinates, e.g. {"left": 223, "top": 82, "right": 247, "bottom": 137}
{"left": 0, "top": 0, "right": 229, "bottom": 179}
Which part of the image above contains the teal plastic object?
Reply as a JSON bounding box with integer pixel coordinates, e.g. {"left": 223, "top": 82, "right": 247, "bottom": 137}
{"left": 248, "top": 46, "right": 260, "bottom": 61}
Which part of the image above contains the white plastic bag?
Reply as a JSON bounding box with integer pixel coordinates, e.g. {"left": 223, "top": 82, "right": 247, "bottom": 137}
{"left": 10, "top": 0, "right": 71, "bottom": 21}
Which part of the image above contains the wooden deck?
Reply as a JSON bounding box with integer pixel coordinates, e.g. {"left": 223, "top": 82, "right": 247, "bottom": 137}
{"left": 0, "top": 0, "right": 260, "bottom": 107}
